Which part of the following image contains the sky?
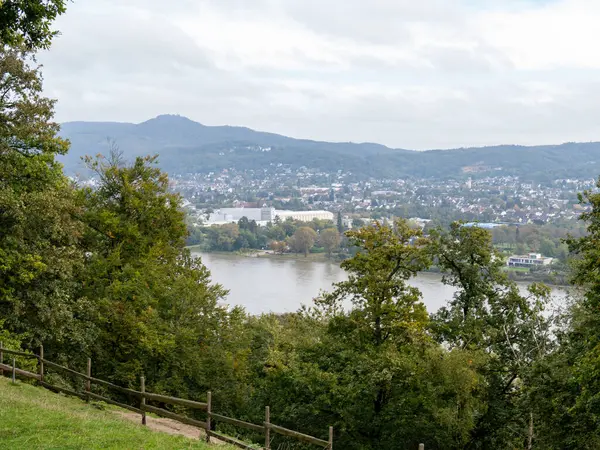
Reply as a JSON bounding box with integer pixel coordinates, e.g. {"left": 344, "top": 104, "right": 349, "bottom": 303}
{"left": 38, "top": 0, "right": 600, "bottom": 150}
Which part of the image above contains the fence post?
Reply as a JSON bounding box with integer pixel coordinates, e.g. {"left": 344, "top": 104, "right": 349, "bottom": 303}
{"left": 140, "top": 376, "right": 146, "bottom": 425}
{"left": 419, "top": 444, "right": 425, "bottom": 450}
{"left": 329, "top": 426, "right": 333, "bottom": 450}
{"left": 39, "top": 344, "right": 44, "bottom": 383}
{"left": 86, "top": 358, "right": 91, "bottom": 402}
{"left": 12, "top": 358, "right": 16, "bottom": 384}
{"left": 0, "top": 341, "right": 3, "bottom": 377}
{"left": 206, "top": 391, "right": 212, "bottom": 443}
{"left": 265, "top": 406, "right": 270, "bottom": 450}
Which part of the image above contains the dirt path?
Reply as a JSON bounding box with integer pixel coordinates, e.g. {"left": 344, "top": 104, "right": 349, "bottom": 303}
{"left": 114, "top": 411, "right": 227, "bottom": 445}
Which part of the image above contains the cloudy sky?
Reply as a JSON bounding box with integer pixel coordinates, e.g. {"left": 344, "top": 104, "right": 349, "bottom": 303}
{"left": 39, "top": 0, "right": 600, "bottom": 149}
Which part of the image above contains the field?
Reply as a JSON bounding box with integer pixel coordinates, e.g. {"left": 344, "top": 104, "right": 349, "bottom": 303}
{"left": 503, "top": 266, "right": 530, "bottom": 273}
{"left": 0, "top": 376, "right": 233, "bottom": 449}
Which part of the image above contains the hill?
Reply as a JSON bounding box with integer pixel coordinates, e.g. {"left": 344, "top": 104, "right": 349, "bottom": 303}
{"left": 59, "top": 115, "right": 600, "bottom": 181}
{"left": 0, "top": 377, "right": 233, "bottom": 449}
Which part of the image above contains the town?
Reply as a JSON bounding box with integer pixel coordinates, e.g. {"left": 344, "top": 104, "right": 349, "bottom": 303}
{"left": 167, "top": 163, "right": 595, "bottom": 285}
{"left": 172, "top": 164, "right": 594, "bottom": 228}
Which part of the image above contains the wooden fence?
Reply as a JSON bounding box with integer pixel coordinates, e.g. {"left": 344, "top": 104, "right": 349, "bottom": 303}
{"left": 0, "top": 342, "right": 333, "bottom": 450}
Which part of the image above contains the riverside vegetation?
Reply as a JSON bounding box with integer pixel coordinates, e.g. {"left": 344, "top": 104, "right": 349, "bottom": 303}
{"left": 4, "top": 3, "right": 600, "bottom": 449}
{"left": 187, "top": 218, "right": 573, "bottom": 285}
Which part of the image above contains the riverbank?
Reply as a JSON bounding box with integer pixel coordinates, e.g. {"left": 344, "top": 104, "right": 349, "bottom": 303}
{"left": 188, "top": 247, "right": 570, "bottom": 287}
{"left": 187, "top": 247, "right": 332, "bottom": 262}
{"left": 420, "top": 266, "right": 569, "bottom": 287}
{"left": 186, "top": 252, "right": 571, "bottom": 315}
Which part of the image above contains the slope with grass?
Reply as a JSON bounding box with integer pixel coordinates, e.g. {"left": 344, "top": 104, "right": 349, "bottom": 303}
{"left": 0, "top": 377, "right": 234, "bottom": 449}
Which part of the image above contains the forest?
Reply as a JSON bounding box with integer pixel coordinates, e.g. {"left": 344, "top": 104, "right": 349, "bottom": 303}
{"left": 60, "top": 114, "right": 600, "bottom": 183}
{"left": 4, "top": 3, "right": 600, "bottom": 449}
{"left": 187, "top": 215, "right": 347, "bottom": 258}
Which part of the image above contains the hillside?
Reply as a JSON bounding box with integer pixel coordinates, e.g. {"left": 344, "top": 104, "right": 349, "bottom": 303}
{"left": 59, "top": 115, "right": 600, "bottom": 181}
{"left": 0, "top": 377, "right": 233, "bottom": 449}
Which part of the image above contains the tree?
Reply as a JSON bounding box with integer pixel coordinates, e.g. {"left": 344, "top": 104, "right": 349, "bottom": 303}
{"left": 310, "top": 220, "right": 485, "bottom": 448}
{"left": 269, "top": 240, "right": 286, "bottom": 254}
{"left": 237, "top": 216, "right": 250, "bottom": 230}
{"left": 539, "top": 238, "right": 556, "bottom": 257}
{"left": 318, "top": 219, "right": 431, "bottom": 347}
{"left": 352, "top": 218, "right": 364, "bottom": 229}
{"left": 216, "top": 223, "right": 240, "bottom": 251}
{"left": 0, "top": 45, "right": 85, "bottom": 351}
{"left": 77, "top": 152, "right": 229, "bottom": 385}
{"left": 429, "top": 222, "right": 551, "bottom": 448}
{"left": 0, "top": 0, "right": 68, "bottom": 50}
{"left": 318, "top": 228, "right": 340, "bottom": 257}
{"left": 530, "top": 178, "right": 600, "bottom": 448}
{"left": 337, "top": 211, "right": 344, "bottom": 233}
{"left": 288, "top": 227, "right": 317, "bottom": 256}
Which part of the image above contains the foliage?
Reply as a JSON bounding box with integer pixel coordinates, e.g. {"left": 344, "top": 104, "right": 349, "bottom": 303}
{"left": 430, "top": 222, "right": 551, "bottom": 448}
{"left": 318, "top": 220, "right": 431, "bottom": 346}
{"left": 189, "top": 216, "right": 343, "bottom": 258}
{"left": 0, "top": 45, "right": 85, "bottom": 351}
{"left": 76, "top": 152, "right": 230, "bottom": 389}
{"left": 299, "top": 220, "right": 485, "bottom": 449}
{"left": 0, "top": 320, "right": 36, "bottom": 371}
{"left": 288, "top": 227, "right": 317, "bottom": 257}
{"left": 318, "top": 228, "right": 340, "bottom": 257}
{"left": 0, "top": 0, "right": 68, "bottom": 50}
{"left": 525, "top": 178, "right": 600, "bottom": 448}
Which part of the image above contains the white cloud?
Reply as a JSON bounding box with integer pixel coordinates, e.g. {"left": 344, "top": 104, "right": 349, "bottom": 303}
{"left": 477, "top": 0, "right": 600, "bottom": 70}
{"left": 37, "top": 0, "right": 600, "bottom": 149}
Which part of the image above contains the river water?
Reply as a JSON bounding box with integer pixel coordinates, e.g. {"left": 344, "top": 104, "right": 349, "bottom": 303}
{"left": 193, "top": 252, "right": 571, "bottom": 315}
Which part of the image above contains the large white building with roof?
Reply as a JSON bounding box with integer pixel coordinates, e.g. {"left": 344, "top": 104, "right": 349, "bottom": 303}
{"left": 205, "top": 207, "right": 333, "bottom": 226}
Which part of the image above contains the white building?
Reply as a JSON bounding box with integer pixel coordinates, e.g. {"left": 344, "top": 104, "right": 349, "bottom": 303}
{"left": 275, "top": 210, "right": 334, "bottom": 222}
{"left": 507, "top": 253, "right": 553, "bottom": 268}
{"left": 261, "top": 207, "right": 276, "bottom": 221}
{"left": 205, "top": 207, "right": 333, "bottom": 226}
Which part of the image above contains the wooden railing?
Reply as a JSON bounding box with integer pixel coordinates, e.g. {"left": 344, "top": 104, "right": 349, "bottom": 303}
{"left": 0, "top": 342, "right": 333, "bottom": 449}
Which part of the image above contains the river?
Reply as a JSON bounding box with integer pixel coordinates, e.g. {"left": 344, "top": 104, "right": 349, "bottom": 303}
{"left": 193, "top": 252, "right": 571, "bottom": 315}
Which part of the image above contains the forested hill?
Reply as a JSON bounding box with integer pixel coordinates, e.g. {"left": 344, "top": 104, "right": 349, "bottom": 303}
{"left": 60, "top": 114, "right": 600, "bottom": 181}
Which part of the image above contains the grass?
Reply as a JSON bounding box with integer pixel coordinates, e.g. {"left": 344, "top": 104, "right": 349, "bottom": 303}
{"left": 503, "top": 266, "right": 530, "bottom": 273}
{"left": 0, "top": 376, "right": 233, "bottom": 449}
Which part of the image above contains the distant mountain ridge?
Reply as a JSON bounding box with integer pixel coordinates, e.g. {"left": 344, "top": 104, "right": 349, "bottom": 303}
{"left": 59, "top": 114, "right": 600, "bottom": 181}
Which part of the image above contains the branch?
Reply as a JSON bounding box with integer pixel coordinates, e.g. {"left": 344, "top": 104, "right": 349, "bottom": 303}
{"left": 502, "top": 373, "right": 518, "bottom": 395}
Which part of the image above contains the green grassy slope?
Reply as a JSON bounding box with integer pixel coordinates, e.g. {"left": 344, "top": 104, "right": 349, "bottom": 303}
{"left": 0, "top": 377, "right": 233, "bottom": 449}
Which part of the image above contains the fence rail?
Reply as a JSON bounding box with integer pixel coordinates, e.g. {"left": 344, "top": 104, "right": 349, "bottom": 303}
{"left": 0, "top": 342, "right": 333, "bottom": 450}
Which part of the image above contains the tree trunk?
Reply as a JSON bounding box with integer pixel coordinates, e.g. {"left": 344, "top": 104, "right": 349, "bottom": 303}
{"left": 527, "top": 412, "right": 533, "bottom": 450}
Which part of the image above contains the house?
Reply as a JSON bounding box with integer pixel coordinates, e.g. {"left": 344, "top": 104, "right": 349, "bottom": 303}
{"left": 507, "top": 253, "right": 553, "bottom": 268}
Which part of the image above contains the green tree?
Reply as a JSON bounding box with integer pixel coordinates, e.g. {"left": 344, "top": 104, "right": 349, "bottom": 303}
{"left": 216, "top": 223, "right": 240, "bottom": 251}
{"left": 337, "top": 211, "right": 344, "bottom": 233}
{"left": 0, "top": 45, "right": 85, "bottom": 351}
{"left": 308, "top": 220, "right": 484, "bottom": 449}
{"left": 319, "top": 219, "right": 431, "bottom": 346}
{"left": 77, "top": 152, "right": 229, "bottom": 386}
{"left": 529, "top": 178, "right": 600, "bottom": 448}
{"left": 288, "top": 227, "right": 317, "bottom": 257}
{"left": 430, "top": 222, "right": 551, "bottom": 448}
{"left": 539, "top": 238, "right": 556, "bottom": 257}
{"left": 318, "top": 228, "right": 340, "bottom": 257}
{"left": 0, "top": 0, "right": 68, "bottom": 49}
{"left": 351, "top": 218, "right": 364, "bottom": 229}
